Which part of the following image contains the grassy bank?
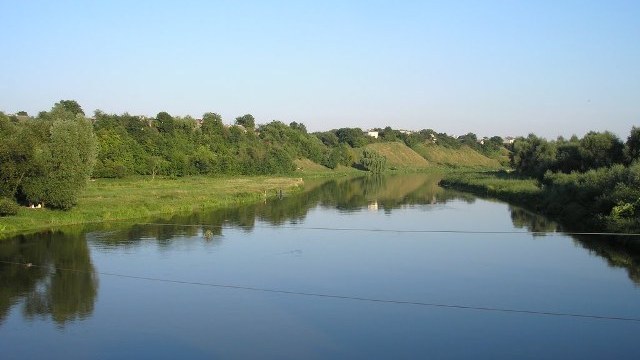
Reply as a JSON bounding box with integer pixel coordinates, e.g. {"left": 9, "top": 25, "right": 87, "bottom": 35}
{"left": 440, "top": 171, "right": 542, "bottom": 207}
{"left": 0, "top": 176, "right": 303, "bottom": 238}
{"left": 440, "top": 170, "right": 640, "bottom": 233}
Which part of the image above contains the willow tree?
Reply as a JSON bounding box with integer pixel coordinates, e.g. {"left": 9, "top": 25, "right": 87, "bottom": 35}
{"left": 359, "top": 149, "right": 387, "bottom": 174}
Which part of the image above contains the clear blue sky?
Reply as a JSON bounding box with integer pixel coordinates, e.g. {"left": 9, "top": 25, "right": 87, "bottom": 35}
{"left": 1, "top": 0, "right": 638, "bottom": 138}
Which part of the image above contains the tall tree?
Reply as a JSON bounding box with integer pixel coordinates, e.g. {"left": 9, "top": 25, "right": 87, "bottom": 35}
{"left": 154, "top": 111, "right": 175, "bottom": 133}
{"left": 235, "top": 114, "right": 255, "bottom": 129}
{"left": 56, "top": 100, "right": 84, "bottom": 116}
{"left": 20, "top": 106, "right": 97, "bottom": 209}
{"left": 0, "top": 114, "right": 37, "bottom": 198}
{"left": 579, "top": 131, "right": 624, "bottom": 170}
{"left": 201, "top": 112, "right": 225, "bottom": 136}
{"left": 625, "top": 126, "right": 640, "bottom": 163}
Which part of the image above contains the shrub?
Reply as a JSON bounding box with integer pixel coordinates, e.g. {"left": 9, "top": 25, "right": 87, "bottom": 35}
{"left": 0, "top": 197, "right": 19, "bottom": 216}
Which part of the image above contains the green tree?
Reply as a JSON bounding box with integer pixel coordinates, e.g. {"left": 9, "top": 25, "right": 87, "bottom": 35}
{"left": 380, "top": 126, "right": 399, "bottom": 142}
{"left": 154, "top": 111, "right": 175, "bottom": 133}
{"left": 201, "top": 112, "right": 225, "bottom": 136}
{"left": 510, "top": 134, "right": 557, "bottom": 178}
{"left": 625, "top": 126, "right": 640, "bottom": 163}
{"left": 335, "top": 128, "right": 368, "bottom": 148}
{"left": 289, "top": 121, "right": 307, "bottom": 133}
{"left": 458, "top": 132, "right": 479, "bottom": 149}
{"left": 0, "top": 114, "right": 37, "bottom": 198}
{"left": 235, "top": 114, "right": 255, "bottom": 129}
{"left": 359, "top": 149, "right": 387, "bottom": 173}
{"left": 20, "top": 108, "right": 97, "bottom": 209}
{"left": 579, "top": 131, "right": 624, "bottom": 170}
{"left": 56, "top": 100, "right": 84, "bottom": 116}
{"left": 93, "top": 128, "right": 137, "bottom": 178}
{"left": 554, "top": 140, "right": 582, "bottom": 173}
{"left": 316, "top": 131, "right": 339, "bottom": 147}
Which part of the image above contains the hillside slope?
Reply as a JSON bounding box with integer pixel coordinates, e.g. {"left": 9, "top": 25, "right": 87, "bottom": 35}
{"left": 364, "top": 142, "right": 430, "bottom": 168}
{"left": 412, "top": 143, "right": 501, "bottom": 168}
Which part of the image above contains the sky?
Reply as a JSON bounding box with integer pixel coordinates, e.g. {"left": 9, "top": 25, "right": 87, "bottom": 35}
{"left": 1, "top": 0, "right": 639, "bottom": 139}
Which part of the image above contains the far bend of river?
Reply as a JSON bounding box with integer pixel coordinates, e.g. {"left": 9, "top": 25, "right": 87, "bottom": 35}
{"left": 2, "top": 174, "right": 640, "bottom": 359}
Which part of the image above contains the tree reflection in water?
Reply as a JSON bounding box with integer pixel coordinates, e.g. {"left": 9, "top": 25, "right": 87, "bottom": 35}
{"left": 507, "top": 204, "right": 640, "bottom": 285}
{"left": 91, "top": 174, "right": 470, "bottom": 245}
{"left": 0, "top": 230, "right": 97, "bottom": 327}
{"left": 2, "top": 173, "right": 640, "bottom": 327}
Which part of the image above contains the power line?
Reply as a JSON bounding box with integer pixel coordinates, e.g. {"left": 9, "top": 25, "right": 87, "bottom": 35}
{"left": 2, "top": 260, "right": 640, "bottom": 324}
{"left": 111, "top": 221, "right": 640, "bottom": 237}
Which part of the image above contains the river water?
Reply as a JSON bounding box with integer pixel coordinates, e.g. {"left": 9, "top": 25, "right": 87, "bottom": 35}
{"left": 1, "top": 174, "right": 639, "bottom": 359}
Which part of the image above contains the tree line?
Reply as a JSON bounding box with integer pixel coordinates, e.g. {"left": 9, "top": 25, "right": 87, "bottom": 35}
{"left": 0, "top": 100, "right": 514, "bottom": 213}
{"left": 509, "top": 129, "right": 640, "bottom": 230}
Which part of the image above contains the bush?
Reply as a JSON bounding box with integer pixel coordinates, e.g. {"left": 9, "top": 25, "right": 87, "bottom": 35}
{"left": 0, "top": 197, "right": 19, "bottom": 216}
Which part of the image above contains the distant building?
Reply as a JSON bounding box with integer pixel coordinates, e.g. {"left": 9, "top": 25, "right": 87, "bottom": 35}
{"left": 503, "top": 136, "right": 515, "bottom": 144}
{"left": 367, "top": 130, "right": 379, "bottom": 139}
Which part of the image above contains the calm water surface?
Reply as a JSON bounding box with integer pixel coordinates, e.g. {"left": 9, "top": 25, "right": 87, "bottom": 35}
{"left": 1, "top": 174, "right": 640, "bottom": 359}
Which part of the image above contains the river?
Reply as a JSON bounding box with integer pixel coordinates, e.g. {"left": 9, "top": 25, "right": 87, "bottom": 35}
{"left": 1, "top": 174, "right": 639, "bottom": 359}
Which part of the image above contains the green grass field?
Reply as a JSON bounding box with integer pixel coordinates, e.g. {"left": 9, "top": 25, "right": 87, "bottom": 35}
{"left": 0, "top": 176, "right": 303, "bottom": 238}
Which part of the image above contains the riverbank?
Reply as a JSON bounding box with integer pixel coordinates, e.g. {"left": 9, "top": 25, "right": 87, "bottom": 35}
{"left": 439, "top": 171, "right": 639, "bottom": 233}
{"left": 0, "top": 176, "right": 304, "bottom": 238}
{"left": 439, "top": 171, "right": 542, "bottom": 208}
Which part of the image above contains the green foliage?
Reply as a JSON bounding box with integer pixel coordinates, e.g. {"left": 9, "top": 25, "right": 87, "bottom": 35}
{"left": 322, "top": 144, "right": 354, "bottom": 169}
{"left": 553, "top": 140, "right": 581, "bottom": 173}
{"left": 443, "top": 161, "right": 640, "bottom": 232}
{"left": 56, "top": 100, "right": 84, "bottom": 116}
{"left": 289, "top": 121, "right": 307, "bottom": 133}
{"left": 315, "top": 131, "right": 339, "bottom": 147}
{"left": 478, "top": 136, "right": 505, "bottom": 158}
{"left": 258, "top": 120, "right": 325, "bottom": 164}
{"left": 457, "top": 133, "right": 479, "bottom": 149}
{"left": 21, "top": 115, "right": 97, "bottom": 210}
{"left": 1, "top": 103, "right": 98, "bottom": 210}
{"left": 510, "top": 134, "right": 557, "bottom": 178}
{"left": 511, "top": 130, "right": 629, "bottom": 178}
{"left": 441, "top": 172, "right": 541, "bottom": 206}
{"left": 579, "top": 131, "right": 624, "bottom": 170}
{"left": 625, "top": 126, "right": 640, "bottom": 163}
{"left": 155, "top": 111, "right": 175, "bottom": 133}
{"left": 0, "top": 198, "right": 19, "bottom": 216}
{"left": 201, "top": 112, "right": 225, "bottom": 136}
{"left": 0, "top": 115, "right": 37, "bottom": 198}
{"left": 359, "top": 149, "right": 387, "bottom": 173}
{"left": 235, "top": 114, "right": 255, "bottom": 129}
{"left": 93, "top": 128, "right": 137, "bottom": 178}
{"left": 335, "top": 127, "right": 368, "bottom": 148}
{"left": 380, "top": 126, "right": 399, "bottom": 141}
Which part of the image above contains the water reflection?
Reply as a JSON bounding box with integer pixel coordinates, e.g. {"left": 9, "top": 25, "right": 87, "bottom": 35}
{"left": 506, "top": 204, "right": 640, "bottom": 285}
{"left": 2, "top": 172, "right": 640, "bottom": 331}
{"left": 572, "top": 235, "right": 640, "bottom": 285}
{"left": 92, "top": 174, "right": 471, "bottom": 245}
{"left": 509, "top": 205, "right": 559, "bottom": 235}
{"left": 0, "top": 230, "right": 97, "bottom": 326}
